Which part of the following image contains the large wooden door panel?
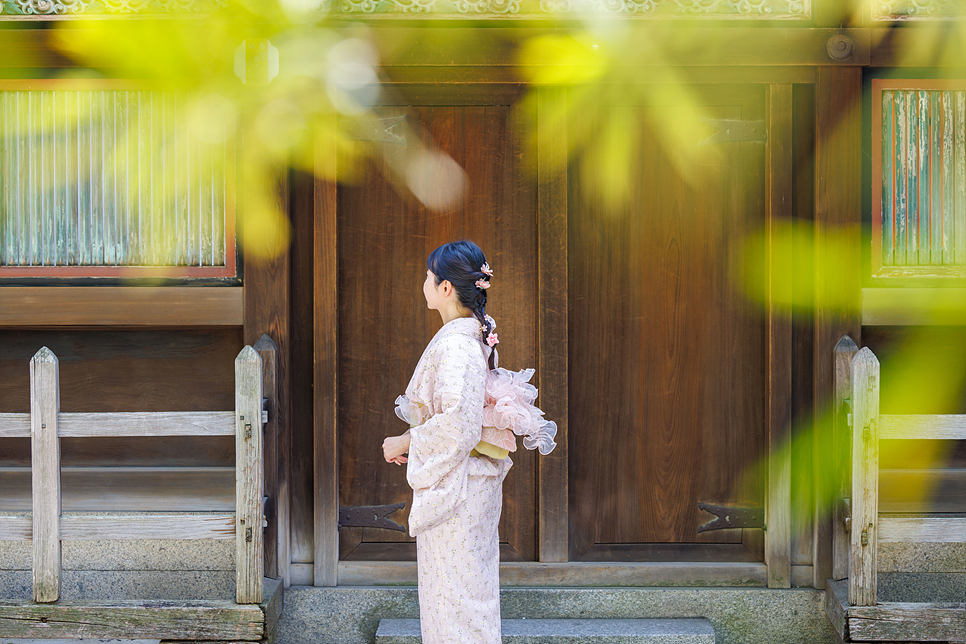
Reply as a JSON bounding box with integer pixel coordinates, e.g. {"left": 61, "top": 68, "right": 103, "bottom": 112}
{"left": 569, "top": 85, "right": 767, "bottom": 561}
{"left": 336, "top": 101, "right": 537, "bottom": 562}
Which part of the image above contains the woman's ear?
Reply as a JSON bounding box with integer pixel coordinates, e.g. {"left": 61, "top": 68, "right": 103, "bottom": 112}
{"left": 440, "top": 280, "right": 453, "bottom": 298}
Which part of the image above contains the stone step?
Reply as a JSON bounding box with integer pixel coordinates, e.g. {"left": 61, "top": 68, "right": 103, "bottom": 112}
{"left": 376, "top": 618, "right": 715, "bottom": 643}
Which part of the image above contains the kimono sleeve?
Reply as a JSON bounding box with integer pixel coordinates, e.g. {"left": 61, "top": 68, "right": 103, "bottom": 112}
{"left": 406, "top": 334, "right": 487, "bottom": 492}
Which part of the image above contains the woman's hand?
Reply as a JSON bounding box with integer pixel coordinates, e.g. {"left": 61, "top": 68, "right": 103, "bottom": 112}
{"left": 383, "top": 431, "right": 411, "bottom": 466}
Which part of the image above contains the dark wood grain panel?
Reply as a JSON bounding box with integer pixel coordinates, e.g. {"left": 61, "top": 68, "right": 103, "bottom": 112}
{"left": 569, "top": 85, "right": 767, "bottom": 558}
{"left": 535, "top": 87, "right": 569, "bottom": 563}
{"left": 0, "top": 329, "right": 241, "bottom": 467}
{"left": 314, "top": 131, "right": 339, "bottom": 586}
{"left": 336, "top": 102, "right": 537, "bottom": 561}
{"left": 766, "top": 83, "right": 793, "bottom": 589}
{"left": 244, "top": 163, "right": 292, "bottom": 583}
{"left": 289, "top": 170, "right": 316, "bottom": 565}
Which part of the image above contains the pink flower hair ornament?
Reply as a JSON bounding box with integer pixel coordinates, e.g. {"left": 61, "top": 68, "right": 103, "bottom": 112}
{"left": 475, "top": 279, "right": 490, "bottom": 290}
{"left": 486, "top": 332, "right": 499, "bottom": 348}
{"left": 481, "top": 263, "right": 493, "bottom": 277}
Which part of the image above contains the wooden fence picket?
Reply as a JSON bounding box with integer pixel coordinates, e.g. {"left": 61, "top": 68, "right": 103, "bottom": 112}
{"left": 235, "top": 346, "right": 264, "bottom": 604}
{"left": 832, "top": 335, "right": 858, "bottom": 581}
{"left": 30, "top": 347, "right": 61, "bottom": 604}
{"left": 849, "top": 347, "right": 880, "bottom": 607}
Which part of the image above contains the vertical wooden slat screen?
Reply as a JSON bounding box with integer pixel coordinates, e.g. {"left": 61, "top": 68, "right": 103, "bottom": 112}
{"left": 0, "top": 87, "right": 234, "bottom": 278}
{"left": 874, "top": 81, "right": 966, "bottom": 277}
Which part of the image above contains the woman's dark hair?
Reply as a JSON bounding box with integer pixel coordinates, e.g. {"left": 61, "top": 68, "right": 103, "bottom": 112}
{"left": 427, "top": 240, "right": 496, "bottom": 369}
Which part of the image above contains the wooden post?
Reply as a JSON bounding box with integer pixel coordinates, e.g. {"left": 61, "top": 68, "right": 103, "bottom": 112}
{"left": 536, "top": 86, "right": 569, "bottom": 563}
{"left": 766, "top": 82, "right": 794, "bottom": 589}
{"left": 30, "top": 346, "right": 61, "bottom": 603}
{"left": 314, "top": 125, "right": 339, "bottom": 587}
{"left": 832, "top": 335, "right": 859, "bottom": 581}
{"left": 849, "top": 347, "right": 879, "bottom": 607}
{"left": 235, "top": 346, "right": 264, "bottom": 604}
{"left": 255, "top": 334, "right": 288, "bottom": 586}
{"left": 814, "top": 65, "right": 863, "bottom": 589}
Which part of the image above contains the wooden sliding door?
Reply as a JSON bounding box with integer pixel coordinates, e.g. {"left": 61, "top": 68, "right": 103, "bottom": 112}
{"left": 335, "top": 88, "right": 538, "bottom": 562}
{"left": 568, "top": 85, "right": 769, "bottom": 562}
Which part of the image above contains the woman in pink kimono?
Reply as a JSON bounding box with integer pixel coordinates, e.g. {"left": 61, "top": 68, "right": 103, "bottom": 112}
{"left": 382, "top": 241, "right": 556, "bottom": 644}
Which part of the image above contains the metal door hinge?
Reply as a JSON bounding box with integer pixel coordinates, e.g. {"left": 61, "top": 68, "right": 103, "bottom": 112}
{"left": 697, "top": 502, "right": 765, "bottom": 533}
{"left": 339, "top": 502, "right": 406, "bottom": 532}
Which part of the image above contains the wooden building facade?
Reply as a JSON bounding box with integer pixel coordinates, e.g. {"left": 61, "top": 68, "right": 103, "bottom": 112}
{"left": 1, "top": 0, "right": 964, "bottom": 599}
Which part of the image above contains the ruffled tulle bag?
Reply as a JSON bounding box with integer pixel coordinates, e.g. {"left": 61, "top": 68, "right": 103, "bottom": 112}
{"left": 395, "top": 314, "right": 557, "bottom": 460}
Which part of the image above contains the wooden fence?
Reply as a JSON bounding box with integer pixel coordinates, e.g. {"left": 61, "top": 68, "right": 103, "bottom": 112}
{"left": 0, "top": 342, "right": 272, "bottom": 605}
{"left": 825, "top": 336, "right": 966, "bottom": 643}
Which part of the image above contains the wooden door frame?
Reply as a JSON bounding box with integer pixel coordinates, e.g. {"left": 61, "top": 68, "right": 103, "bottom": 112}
{"left": 311, "top": 67, "right": 863, "bottom": 588}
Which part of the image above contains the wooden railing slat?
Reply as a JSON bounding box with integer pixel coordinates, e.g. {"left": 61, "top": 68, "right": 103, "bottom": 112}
{"left": 833, "top": 335, "right": 859, "bottom": 582}
{"left": 878, "top": 516, "right": 966, "bottom": 543}
{"left": 61, "top": 515, "right": 236, "bottom": 540}
{"left": 235, "top": 346, "right": 264, "bottom": 604}
{"left": 59, "top": 412, "right": 235, "bottom": 437}
{"left": 850, "top": 347, "right": 879, "bottom": 607}
{"left": 0, "top": 413, "right": 30, "bottom": 438}
{"left": 0, "top": 516, "right": 33, "bottom": 540}
{"left": 879, "top": 414, "right": 966, "bottom": 440}
{"left": 30, "top": 347, "right": 61, "bottom": 604}
{"left": 0, "top": 515, "right": 238, "bottom": 541}
{"left": 1, "top": 412, "right": 235, "bottom": 438}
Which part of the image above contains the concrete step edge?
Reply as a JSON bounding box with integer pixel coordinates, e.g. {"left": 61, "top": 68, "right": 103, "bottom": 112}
{"left": 377, "top": 617, "right": 715, "bottom": 640}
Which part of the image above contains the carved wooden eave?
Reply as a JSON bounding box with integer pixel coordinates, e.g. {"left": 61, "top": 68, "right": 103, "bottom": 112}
{"left": 0, "top": 0, "right": 812, "bottom": 19}
{"left": 873, "top": 0, "right": 966, "bottom": 20}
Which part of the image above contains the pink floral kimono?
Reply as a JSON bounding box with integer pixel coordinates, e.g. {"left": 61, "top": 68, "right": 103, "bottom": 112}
{"left": 396, "top": 316, "right": 557, "bottom": 644}
{"left": 397, "top": 317, "right": 509, "bottom": 644}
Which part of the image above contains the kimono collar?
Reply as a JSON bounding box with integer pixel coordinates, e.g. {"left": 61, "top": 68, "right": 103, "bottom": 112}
{"left": 436, "top": 316, "right": 483, "bottom": 340}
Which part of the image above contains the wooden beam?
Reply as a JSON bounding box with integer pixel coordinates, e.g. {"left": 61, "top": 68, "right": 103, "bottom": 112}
{"left": 382, "top": 66, "right": 817, "bottom": 86}
{"left": 372, "top": 27, "right": 870, "bottom": 67}
{"left": 255, "top": 335, "right": 288, "bottom": 586}
{"left": 849, "top": 602, "right": 966, "bottom": 642}
{"left": 536, "top": 86, "right": 568, "bottom": 564}
{"left": 881, "top": 468, "right": 966, "bottom": 513}
{"left": 879, "top": 516, "right": 966, "bottom": 543}
{"left": 313, "top": 126, "right": 339, "bottom": 588}
{"left": 0, "top": 287, "right": 243, "bottom": 327}
{"left": 242, "top": 150, "right": 291, "bottom": 585}
{"left": 261, "top": 578, "right": 284, "bottom": 637}
{"left": 871, "top": 27, "right": 966, "bottom": 68}
{"left": 63, "top": 515, "right": 237, "bottom": 540}
{"left": 1, "top": 412, "right": 243, "bottom": 438}
{"left": 0, "top": 467, "right": 235, "bottom": 513}
{"left": 0, "top": 515, "right": 237, "bottom": 541}
{"left": 0, "top": 413, "right": 30, "bottom": 438}
{"left": 766, "top": 82, "right": 794, "bottom": 590}
{"left": 0, "top": 601, "right": 264, "bottom": 641}
{"left": 863, "top": 288, "right": 966, "bottom": 325}
{"left": 60, "top": 412, "right": 234, "bottom": 438}
{"left": 235, "top": 346, "right": 264, "bottom": 605}
{"left": 30, "top": 347, "right": 61, "bottom": 604}
{"left": 0, "top": 516, "right": 32, "bottom": 540}
{"left": 824, "top": 578, "right": 849, "bottom": 642}
{"left": 814, "top": 64, "right": 862, "bottom": 588}
{"left": 337, "top": 561, "right": 768, "bottom": 587}
{"left": 879, "top": 414, "right": 966, "bottom": 440}
{"left": 831, "top": 336, "right": 858, "bottom": 582}
{"left": 849, "top": 347, "right": 880, "bottom": 607}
